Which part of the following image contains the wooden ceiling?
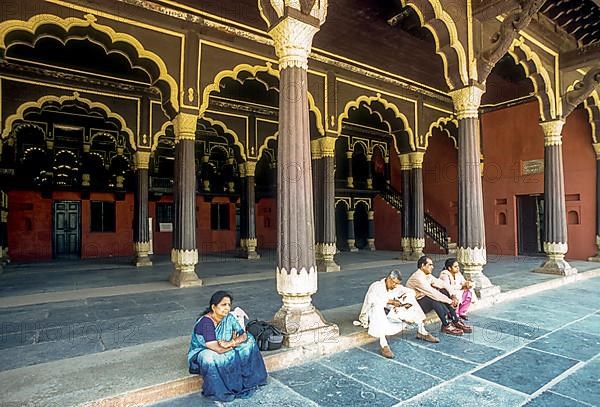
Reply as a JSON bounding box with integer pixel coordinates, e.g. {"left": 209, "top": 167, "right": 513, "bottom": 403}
{"left": 540, "top": 0, "right": 600, "bottom": 45}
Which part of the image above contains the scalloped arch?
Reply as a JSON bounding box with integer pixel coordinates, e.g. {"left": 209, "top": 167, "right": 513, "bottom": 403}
{"left": 2, "top": 93, "right": 136, "bottom": 150}
{"left": 400, "top": 0, "right": 469, "bottom": 89}
{"left": 508, "top": 39, "right": 557, "bottom": 121}
{"left": 257, "top": 132, "right": 278, "bottom": 161}
{"left": 199, "top": 63, "right": 325, "bottom": 136}
{"left": 0, "top": 14, "right": 179, "bottom": 116}
{"left": 338, "top": 94, "right": 416, "bottom": 154}
{"left": 424, "top": 116, "right": 458, "bottom": 150}
{"left": 584, "top": 90, "right": 600, "bottom": 143}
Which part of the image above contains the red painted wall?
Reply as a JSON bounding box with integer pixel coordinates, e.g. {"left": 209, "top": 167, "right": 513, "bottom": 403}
{"left": 256, "top": 198, "right": 277, "bottom": 249}
{"left": 197, "top": 197, "right": 237, "bottom": 253}
{"left": 373, "top": 195, "right": 402, "bottom": 250}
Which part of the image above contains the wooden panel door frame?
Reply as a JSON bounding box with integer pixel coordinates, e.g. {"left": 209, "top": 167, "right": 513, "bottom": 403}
{"left": 52, "top": 200, "right": 82, "bottom": 259}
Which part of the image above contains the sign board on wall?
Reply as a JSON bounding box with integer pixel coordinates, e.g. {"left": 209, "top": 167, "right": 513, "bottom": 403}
{"left": 159, "top": 222, "right": 173, "bottom": 232}
{"left": 522, "top": 159, "right": 544, "bottom": 175}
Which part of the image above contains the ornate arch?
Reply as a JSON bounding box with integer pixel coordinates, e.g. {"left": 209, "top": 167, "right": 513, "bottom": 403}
{"left": 508, "top": 39, "right": 557, "bottom": 121}
{"left": 424, "top": 116, "right": 458, "bottom": 150}
{"left": 257, "top": 132, "right": 278, "bottom": 162}
{"left": 584, "top": 90, "right": 600, "bottom": 144}
{"left": 0, "top": 14, "right": 179, "bottom": 117}
{"left": 338, "top": 94, "right": 416, "bottom": 153}
{"left": 399, "top": 0, "right": 469, "bottom": 89}
{"left": 2, "top": 92, "right": 136, "bottom": 149}
{"left": 199, "top": 63, "right": 325, "bottom": 136}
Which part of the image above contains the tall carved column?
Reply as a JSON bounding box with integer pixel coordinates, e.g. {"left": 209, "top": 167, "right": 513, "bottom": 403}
{"left": 240, "top": 161, "right": 260, "bottom": 259}
{"left": 346, "top": 209, "right": 358, "bottom": 252}
{"left": 384, "top": 155, "right": 390, "bottom": 185}
{"left": 133, "top": 151, "right": 152, "bottom": 267}
{"left": 409, "top": 152, "right": 425, "bottom": 259}
{"left": 400, "top": 154, "right": 412, "bottom": 259}
{"left": 314, "top": 137, "right": 340, "bottom": 272}
{"left": 536, "top": 120, "right": 577, "bottom": 275}
{"left": 366, "top": 153, "right": 373, "bottom": 189}
{"left": 0, "top": 191, "right": 7, "bottom": 273}
{"left": 589, "top": 144, "right": 600, "bottom": 261}
{"left": 259, "top": 0, "right": 338, "bottom": 347}
{"left": 346, "top": 151, "right": 354, "bottom": 188}
{"left": 450, "top": 86, "right": 499, "bottom": 297}
{"left": 367, "top": 210, "right": 376, "bottom": 251}
{"left": 170, "top": 113, "right": 202, "bottom": 287}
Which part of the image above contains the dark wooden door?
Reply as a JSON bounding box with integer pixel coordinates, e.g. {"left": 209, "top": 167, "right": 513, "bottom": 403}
{"left": 53, "top": 201, "right": 81, "bottom": 258}
{"left": 517, "top": 195, "right": 544, "bottom": 256}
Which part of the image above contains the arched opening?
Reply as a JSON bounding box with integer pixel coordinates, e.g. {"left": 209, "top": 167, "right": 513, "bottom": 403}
{"left": 354, "top": 202, "right": 369, "bottom": 250}
{"left": 335, "top": 202, "right": 349, "bottom": 251}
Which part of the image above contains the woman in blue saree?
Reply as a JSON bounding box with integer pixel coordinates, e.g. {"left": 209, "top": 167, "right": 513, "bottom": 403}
{"left": 188, "top": 291, "right": 268, "bottom": 402}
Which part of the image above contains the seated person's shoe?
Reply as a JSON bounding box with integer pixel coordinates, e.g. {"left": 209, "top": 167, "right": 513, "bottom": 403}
{"left": 416, "top": 332, "right": 440, "bottom": 343}
{"left": 453, "top": 320, "right": 473, "bottom": 333}
{"left": 459, "top": 314, "right": 469, "bottom": 321}
{"left": 380, "top": 345, "right": 395, "bottom": 359}
{"left": 441, "top": 324, "right": 464, "bottom": 336}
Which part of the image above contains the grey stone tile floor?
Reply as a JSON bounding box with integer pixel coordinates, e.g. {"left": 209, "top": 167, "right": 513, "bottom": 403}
{"left": 153, "top": 276, "right": 600, "bottom": 406}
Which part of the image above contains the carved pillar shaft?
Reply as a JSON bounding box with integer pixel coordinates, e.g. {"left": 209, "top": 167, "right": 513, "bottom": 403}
{"left": 346, "top": 151, "right": 354, "bottom": 188}
{"left": 536, "top": 120, "right": 577, "bottom": 275}
{"left": 346, "top": 209, "right": 357, "bottom": 252}
{"left": 240, "top": 162, "right": 259, "bottom": 259}
{"left": 366, "top": 153, "right": 373, "bottom": 189}
{"left": 314, "top": 137, "right": 339, "bottom": 271}
{"left": 400, "top": 154, "right": 411, "bottom": 258}
{"left": 450, "top": 86, "right": 499, "bottom": 297}
{"left": 133, "top": 151, "right": 152, "bottom": 267}
{"left": 367, "top": 210, "right": 376, "bottom": 251}
{"left": 410, "top": 152, "right": 425, "bottom": 259}
{"left": 170, "top": 113, "right": 202, "bottom": 287}
{"left": 262, "top": 4, "right": 338, "bottom": 346}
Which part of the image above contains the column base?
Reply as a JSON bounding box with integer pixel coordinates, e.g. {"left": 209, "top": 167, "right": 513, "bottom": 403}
{"left": 134, "top": 255, "right": 153, "bottom": 267}
{"left": 534, "top": 258, "right": 578, "bottom": 276}
{"left": 347, "top": 239, "right": 358, "bottom": 252}
{"left": 169, "top": 268, "right": 203, "bottom": 288}
{"left": 273, "top": 304, "right": 339, "bottom": 348}
{"left": 459, "top": 247, "right": 500, "bottom": 298}
{"left": 316, "top": 258, "right": 340, "bottom": 272}
{"left": 170, "top": 249, "right": 202, "bottom": 288}
{"left": 239, "top": 249, "right": 261, "bottom": 260}
{"left": 587, "top": 255, "right": 600, "bottom": 262}
{"left": 367, "top": 238, "right": 376, "bottom": 251}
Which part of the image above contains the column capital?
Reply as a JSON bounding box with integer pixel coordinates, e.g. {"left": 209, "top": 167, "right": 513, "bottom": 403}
{"left": 243, "top": 161, "right": 257, "bottom": 177}
{"left": 449, "top": 86, "right": 484, "bottom": 119}
{"left": 347, "top": 210, "right": 355, "bottom": 220}
{"left": 346, "top": 150, "right": 353, "bottom": 159}
{"left": 409, "top": 151, "right": 425, "bottom": 169}
{"left": 321, "top": 136, "right": 336, "bottom": 157}
{"left": 367, "top": 210, "right": 374, "bottom": 220}
{"left": 540, "top": 119, "right": 565, "bottom": 146}
{"left": 173, "top": 113, "right": 197, "bottom": 143}
{"left": 259, "top": 1, "right": 327, "bottom": 70}
{"left": 594, "top": 143, "right": 600, "bottom": 159}
{"left": 134, "top": 151, "right": 151, "bottom": 170}
{"left": 311, "top": 139, "right": 323, "bottom": 159}
{"left": 399, "top": 153, "right": 411, "bottom": 170}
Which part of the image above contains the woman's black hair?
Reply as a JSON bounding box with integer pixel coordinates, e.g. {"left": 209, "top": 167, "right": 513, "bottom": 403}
{"left": 444, "top": 258, "right": 458, "bottom": 270}
{"left": 202, "top": 290, "right": 233, "bottom": 316}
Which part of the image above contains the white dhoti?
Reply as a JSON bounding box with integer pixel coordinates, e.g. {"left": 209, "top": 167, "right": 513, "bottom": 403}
{"left": 357, "top": 279, "right": 426, "bottom": 338}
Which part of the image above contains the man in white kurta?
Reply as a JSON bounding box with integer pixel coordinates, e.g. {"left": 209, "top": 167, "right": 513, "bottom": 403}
{"left": 356, "top": 270, "right": 439, "bottom": 359}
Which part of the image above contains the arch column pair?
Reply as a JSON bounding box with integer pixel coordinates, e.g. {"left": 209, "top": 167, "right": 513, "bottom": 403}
{"left": 400, "top": 152, "right": 425, "bottom": 260}
{"left": 133, "top": 151, "right": 152, "bottom": 267}
{"left": 260, "top": 0, "right": 338, "bottom": 347}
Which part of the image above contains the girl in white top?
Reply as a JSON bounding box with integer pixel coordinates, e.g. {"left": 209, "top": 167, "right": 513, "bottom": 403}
{"left": 439, "top": 258, "right": 477, "bottom": 319}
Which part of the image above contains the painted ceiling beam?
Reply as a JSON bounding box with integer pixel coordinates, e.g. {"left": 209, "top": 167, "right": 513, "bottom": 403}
{"left": 560, "top": 42, "right": 600, "bottom": 70}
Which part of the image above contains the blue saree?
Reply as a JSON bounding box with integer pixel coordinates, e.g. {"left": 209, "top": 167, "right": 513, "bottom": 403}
{"left": 187, "top": 313, "right": 268, "bottom": 402}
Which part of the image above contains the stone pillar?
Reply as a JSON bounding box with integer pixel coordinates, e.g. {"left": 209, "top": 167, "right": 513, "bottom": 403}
{"left": 535, "top": 120, "right": 577, "bottom": 275}
{"left": 346, "top": 209, "right": 358, "bottom": 252}
{"left": 450, "top": 86, "right": 499, "bottom": 297}
{"left": 0, "top": 190, "right": 7, "bottom": 273}
{"left": 240, "top": 161, "right": 260, "bottom": 259}
{"left": 409, "top": 152, "right": 425, "bottom": 260}
{"left": 366, "top": 153, "right": 373, "bottom": 189}
{"left": 589, "top": 144, "right": 600, "bottom": 261}
{"left": 170, "top": 113, "right": 202, "bottom": 287}
{"left": 314, "top": 137, "right": 340, "bottom": 272}
{"left": 367, "top": 210, "right": 376, "bottom": 251}
{"left": 400, "top": 154, "right": 412, "bottom": 259}
{"left": 346, "top": 150, "right": 354, "bottom": 188}
{"left": 384, "top": 156, "right": 390, "bottom": 185}
{"left": 260, "top": 0, "right": 338, "bottom": 347}
{"left": 133, "top": 151, "right": 152, "bottom": 267}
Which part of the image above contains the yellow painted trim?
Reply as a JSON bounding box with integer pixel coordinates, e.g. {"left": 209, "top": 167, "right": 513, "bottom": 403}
{"left": 0, "top": 13, "right": 180, "bottom": 113}
{"left": 338, "top": 94, "right": 416, "bottom": 153}
{"left": 508, "top": 38, "right": 556, "bottom": 121}
{"left": 467, "top": 0, "right": 477, "bottom": 81}
{"left": 423, "top": 116, "right": 458, "bottom": 150}
{"left": 257, "top": 131, "right": 278, "bottom": 162}
{"left": 202, "top": 115, "right": 247, "bottom": 161}
{"left": 198, "top": 61, "right": 325, "bottom": 136}
{"left": 423, "top": 102, "right": 453, "bottom": 115}
{"left": 584, "top": 90, "right": 600, "bottom": 143}
{"left": 2, "top": 92, "right": 136, "bottom": 150}
{"left": 151, "top": 121, "right": 172, "bottom": 152}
